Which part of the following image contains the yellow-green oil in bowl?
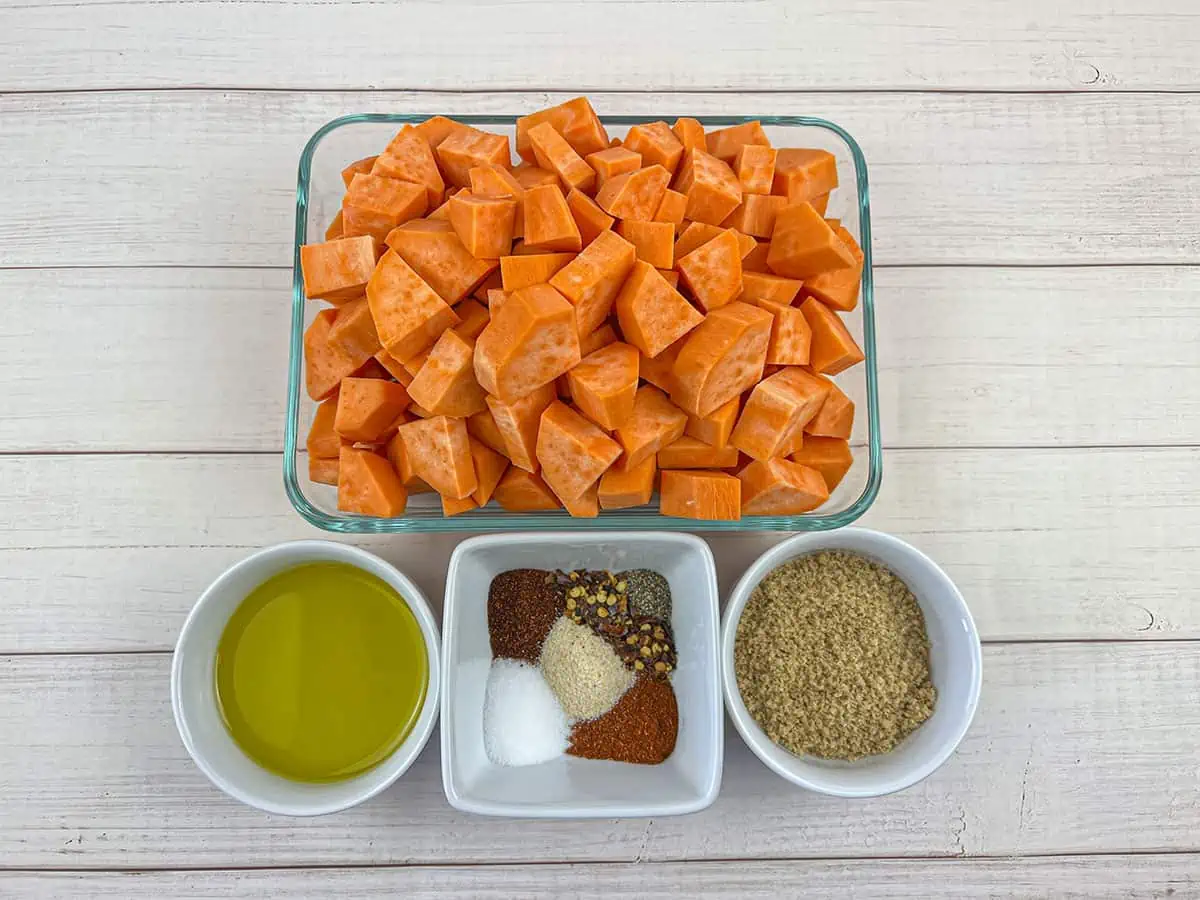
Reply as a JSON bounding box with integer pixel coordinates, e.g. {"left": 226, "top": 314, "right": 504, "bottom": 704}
{"left": 214, "top": 561, "right": 428, "bottom": 783}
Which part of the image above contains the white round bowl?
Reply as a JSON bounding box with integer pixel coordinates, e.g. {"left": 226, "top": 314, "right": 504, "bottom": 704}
{"left": 171, "top": 540, "right": 441, "bottom": 816}
{"left": 722, "top": 528, "right": 981, "bottom": 798}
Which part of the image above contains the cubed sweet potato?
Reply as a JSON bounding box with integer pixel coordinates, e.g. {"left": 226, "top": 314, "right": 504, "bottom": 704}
{"left": 334, "top": 377, "right": 412, "bottom": 444}
{"left": 623, "top": 121, "right": 685, "bottom": 174}
{"left": 498, "top": 251, "right": 575, "bottom": 291}
{"left": 372, "top": 126, "right": 445, "bottom": 205}
{"left": 516, "top": 97, "right": 609, "bottom": 163}
{"left": 741, "top": 239, "right": 772, "bottom": 273}
{"left": 672, "top": 117, "right": 707, "bottom": 153}
{"left": 738, "top": 457, "right": 828, "bottom": 515}
{"left": 512, "top": 163, "right": 561, "bottom": 190}
{"left": 804, "top": 225, "right": 864, "bottom": 312}
{"left": 567, "top": 341, "right": 640, "bottom": 430}
{"left": 789, "top": 435, "right": 853, "bottom": 491}
{"left": 527, "top": 122, "right": 596, "bottom": 194}
{"left": 493, "top": 467, "right": 562, "bottom": 511}
{"left": 723, "top": 193, "right": 787, "bottom": 239}
{"left": 304, "top": 309, "right": 358, "bottom": 400}
{"left": 467, "top": 437, "right": 509, "bottom": 506}
{"left": 598, "top": 455, "right": 657, "bottom": 510}
{"left": 659, "top": 470, "right": 741, "bottom": 520}
{"left": 653, "top": 189, "right": 688, "bottom": 233}
{"left": 673, "top": 222, "right": 725, "bottom": 259}
{"left": 615, "top": 261, "right": 704, "bottom": 359}
{"left": 741, "top": 271, "right": 802, "bottom": 309}
{"left": 536, "top": 401, "right": 622, "bottom": 501}
{"left": 767, "top": 202, "right": 857, "bottom": 280}
{"left": 398, "top": 415, "right": 477, "bottom": 499}
{"left": 326, "top": 296, "right": 382, "bottom": 361}
{"left": 706, "top": 121, "right": 770, "bottom": 163}
{"left": 684, "top": 395, "right": 740, "bottom": 449}
{"left": 799, "top": 296, "right": 865, "bottom": 374}
{"left": 406, "top": 329, "right": 488, "bottom": 417}
{"left": 638, "top": 335, "right": 686, "bottom": 394}
{"left": 451, "top": 297, "right": 490, "bottom": 344}
{"left": 306, "top": 398, "right": 345, "bottom": 458}
{"left": 804, "top": 376, "right": 854, "bottom": 439}
{"left": 548, "top": 229, "right": 637, "bottom": 335}
{"left": 486, "top": 383, "right": 558, "bottom": 473}
{"left": 466, "top": 407, "right": 510, "bottom": 457}
{"left": 447, "top": 192, "right": 517, "bottom": 259}
{"left": 342, "top": 173, "right": 428, "bottom": 243}
{"left": 584, "top": 146, "right": 642, "bottom": 187}
{"left": 614, "top": 385, "right": 688, "bottom": 469}
{"left": 300, "top": 235, "right": 377, "bottom": 302}
{"left": 677, "top": 229, "right": 744, "bottom": 312}
{"left": 559, "top": 481, "right": 601, "bottom": 517}
{"left": 733, "top": 144, "right": 777, "bottom": 195}
{"left": 595, "top": 165, "right": 672, "bottom": 222}
{"left": 413, "top": 116, "right": 467, "bottom": 150}
{"left": 671, "top": 301, "right": 773, "bottom": 417}
{"left": 337, "top": 446, "right": 408, "bottom": 517}
{"left": 474, "top": 283, "right": 581, "bottom": 402}
{"left": 772, "top": 148, "right": 838, "bottom": 204}
{"left": 674, "top": 150, "right": 743, "bottom": 225}
{"left": 366, "top": 250, "right": 461, "bottom": 362}
{"left": 435, "top": 126, "right": 511, "bottom": 187}
{"left": 658, "top": 435, "right": 739, "bottom": 469}
{"left": 309, "top": 455, "right": 340, "bottom": 486}
{"left": 522, "top": 184, "right": 583, "bottom": 252}
{"left": 580, "top": 322, "right": 619, "bottom": 357}
{"left": 386, "top": 219, "right": 498, "bottom": 304}
{"left": 729, "top": 367, "right": 830, "bottom": 460}
{"left": 615, "top": 219, "right": 674, "bottom": 269}
{"left": 565, "top": 189, "right": 614, "bottom": 247}
{"left": 325, "top": 210, "right": 344, "bottom": 241}
{"left": 341, "top": 156, "right": 378, "bottom": 188}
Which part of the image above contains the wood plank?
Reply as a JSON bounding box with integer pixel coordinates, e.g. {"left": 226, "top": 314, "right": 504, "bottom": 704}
{"left": 2, "top": 1, "right": 1198, "bottom": 92}
{"left": 1, "top": 643, "right": 1197, "bottom": 866}
{"left": 1, "top": 92, "right": 1197, "bottom": 268}
{"left": 3, "top": 854, "right": 1196, "bottom": 898}
{"left": 1, "top": 447, "right": 1196, "bottom": 652}
{"left": 4, "top": 266, "right": 1198, "bottom": 453}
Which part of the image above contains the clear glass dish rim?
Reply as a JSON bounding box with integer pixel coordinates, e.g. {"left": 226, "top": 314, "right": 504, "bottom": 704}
{"left": 284, "top": 112, "right": 882, "bottom": 533}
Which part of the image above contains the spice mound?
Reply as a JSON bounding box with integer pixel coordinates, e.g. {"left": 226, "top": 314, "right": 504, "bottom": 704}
{"left": 540, "top": 616, "right": 634, "bottom": 720}
{"left": 483, "top": 659, "right": 569, "bottom": 767}
{"left": 619, "top": 569, "right": 673, "bottom": 620}
{"left": 734, "top": 550, "right": 936, "bottom": 761}
{"left": 569, "top": 676, "right": 678, "bottom": 764}
{"left": 488, "top": 568, "right": 561, "bottom": 662}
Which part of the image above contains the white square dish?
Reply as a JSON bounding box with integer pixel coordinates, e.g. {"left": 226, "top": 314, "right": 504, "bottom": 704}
{"left": 441, "top": 532, "right": 722, "bottom": 818}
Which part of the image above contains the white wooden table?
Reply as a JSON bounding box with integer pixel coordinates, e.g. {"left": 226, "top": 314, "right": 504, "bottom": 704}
{"left": 2, "top": 3, "right": 1199, "bottom": 897}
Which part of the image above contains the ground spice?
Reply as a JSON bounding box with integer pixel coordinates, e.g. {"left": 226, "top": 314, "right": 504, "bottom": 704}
{"left": 539, "top": 616, "right": 634, "bottom": 720}
{"left": 488, "top": 569, "right": 561, "bottom": 662}
{"left": 567, "top": 676, "right": 678, "bottom": 764}
{"left": 734, "top": 550, "right": 936, "bottom": 761}
{"left": 619, "top": 569, "right": 672, "bottom": 621}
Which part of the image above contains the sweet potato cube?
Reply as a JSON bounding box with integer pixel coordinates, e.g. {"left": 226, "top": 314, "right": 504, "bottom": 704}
{"left": 486, "top": 382, "right": 556, "bottom": 472}
{"left": 527, "top": 122, "right": 595, "bottom": 194}
{"left": 407, "top": 329, "right": 488, "bottom": 417}
{"left": 522, "top": 184, "right": 582, "bottom": 252}
{"left": 742, "top": 271, "right": 803, "bottom": 310}
{"left": 447, "top": 193, "right": 517, "bottom": 259}
{"left": 804, "top": 225, "right": 864, "bottom": 312}
{"left": 466, "top": 408, "right": 509, "bottom": 457}
{"left": 738, "top": 458, "right": 828, "bottom": 515}
{"left": 334, "top": 377, "right": 411, "bottom": 443}
{"left": 548, "top": 229, "right": 637, "bottom": 335}
{"left": 805, "top": 377, "right": 855, "bottom": 439}
{"left": 306, "top": 399, "right": 344, "bottom": 458}
{"left": 580, "top": 323, "right": 619, "bottom": 357}
{"left": 615, "top": 385, "right": 688, "bottom": 469}
{"left": 673, "top": 222, "right": 725, "bottom": 259}
{"left": 435, "top": 126, "right": 511, "bottom": 187}
{"left": 451, "top": 297, "right": 490, "bottom": 344}
{"left": 472, "top": 269, "right": 505, "bottom": 300}
{"left": 327, "top": 296, "right": 382, "bottom": 361}
{"left": 671, "top": 301, "right": 773, "bottom": 417}
{"left": 742, "top": 240, "right": 772, "bottom": 273}
{"left": 342, "top": 173, "right": 428, "bottom": 243}
{"left": 672, "top": 117, "right": 707, "bottom": 153}
{"left": 790, "top": 435, "right": 853, "bottom": 491}
{"left": 685, "top": 395, "right": 740, "bottom": 449}
{"left": 616, "top": 220, "right": 674, "bottom": 269}
{"left": 398, "top": 415, "right": 477, "bottom": 500}
{"left": 373, "top": 350, "right": 412, "bottom": 385}
{"left": 366, "top": 250, "right": 461, "bottom": 362}
{"left": 386, "top": 220, "right": 498, "bottom": 304}
{"left": 773, "top": 148, "right": 838, "bottom": 204}
{"left": 734, "top": 144, "right": 777, "bottom": 195}
{"left": 466, "top": 437, "right": 508, "bottom": 506}
{"left": 706, "top": 121, "right": 770, "bottom": 163}
{"left": 623, "top": 121, "right": 685, "bottom": 174}
{"left": 413, "top": 116, "right": 467, "bottom": 150}
{"left": 730, "top": 367, "right": 830, "bottom": 460}
{"left": 653, "top": 189, "right": 688, "bottom": 233}
{"left": 372, "top": 126, "right": 445, "bottom": 205}
{"left": 469, "top": 164, "right": 526, "bottom": 237}
{"left": 724, "top": 193, "right": 787, "bottom": 239}
{"left": 595, "top": 166, "right": 672, "bottom": 222}
{"left": 659, "top": 268, "right": 680, "bottom": 289}
{"left": 639, "top": 336, "right": 686, "bottom": 394}
{"left": 659, "top": 470, "right": 741, "bottom": 520}
{"left": 560, "top": 482, "right": 600, "bottom": 518}
{"left": 658, "top": 435, "right": 739, "bottom": 469}
{"left": 385, "top": 430, "right": 423, "bottom": 488}
{"left": 337, "top": 446, "right": 408, "bottom": 517}
{"left": 598, "top": 455, "right": 657, "bottom": 510}
{"left": 402, "top": 346, "right": 432, "bottom": 379}
{"left": 567, "top": 341, "right": 640, "bottom": 430}
{"left": 615, "top": 261, "right": 703, "bottom": 359}
{"left": 677, "top": 229, "right": 744, "bottom": 312}
{"left": 675, "top": 150, "right": 743, "bottom": 226}
{"left": 767, "top": 203, "right": 857, "bottom": 280}
{"left": 493, "top": 467, "right": 562, "bottom": 511}
{"left": 341, "top": 156, "right": 378, "bottom": 187}
{"left": 324, "top": 211, "right": 344, "bottom": 241}
{"left": 441, "top": 493, "right": 479, "bottom": 517}
{"left": 516, "top": 97, "right": 609, "bottom": 162}
{"left": 304, "top": 309, "right": 357, "bottom": 400}
{"left": 764, "top": 305, "right": 813, "bottom": 366}
{"left": 566, "top": 188, "right": 615, "bottom": 247}
{"left": 309, "top": 455, "right": 340, "bottom": 486}
{"left": 498, "top": 252, "right": 575, "bottom": 291}
{"left": 300, "top": 235, "right": 377, "bottom": 302}
{"left": 486, "top": 289, "right": 509, "bottom": 313}
{"left": 474, "top": 283, "right": 581, "bottom": 402}
{"left": 585, "top": 146, "right": 643, "bottom": 188}
{"left": 535, "top": 401, "right": 622, "bottom": 501}
{"left": 512, "top": 164, "right": 561, "bottom": 190}
{"left": 799, "top": 296, "right": 865, "bottom": 374}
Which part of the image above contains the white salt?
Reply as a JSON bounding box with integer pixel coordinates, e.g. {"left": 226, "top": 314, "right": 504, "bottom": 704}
{"left": 483, "top": 658, "right": 570, "bottom": 766}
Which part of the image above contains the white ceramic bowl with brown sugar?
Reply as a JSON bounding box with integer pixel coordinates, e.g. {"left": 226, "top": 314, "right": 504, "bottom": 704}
{"left": 721, "top": 528, "right": 982, "bottom": 798}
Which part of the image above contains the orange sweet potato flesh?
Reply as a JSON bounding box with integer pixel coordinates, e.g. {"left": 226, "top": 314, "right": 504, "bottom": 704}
{"left": 734, "top": 144, "right": 777, "bottom": 195}
{"left": 366, "top": 250, "right": 461, "bottom": 362}
{"left": 658, "top": 435, "right": 739, "bottom": 469}
{"left": 671, "top": 301, "right": 773, "bottom": 417}
{"left": 615, "top": 261, "right": 703, "bottom": 359}
{"left": 685, "top": 395, "right": 740, "bottom": 450}
{"left": 742, "top": 271, "right": 802, "bottom": 309}
{"left": 402, "top": 346, "right": 432, "bottom": 378}
{"left": 560, "top": 481, "right": 600, "bottom": 518}
{"left": 467, "top": 437, "right": 509, "bottom": 506}
{"left": 659, "top": 470, "right": 741, "bottom": 520}
{"left": 706, "top": 121, "right": 770, "bottom": 163}
{"left": 474, "top": 283, "right": 581, "bottom": 402}
{"left": 790, "top": 435, "right": 853, "bottom": 492}
{"left": 407, "top": 328, "right": 488, "bottom": 417}
{"left": 337, "top": 446, "right": 409, "bottom": 517}
{"left": 595, "top": 166, "right": 672, "bottom": 222}
{"left": 773, "top": 148, "right": 838, "bottom": 204}
{"left": 301, "top": 236, "right": 377, "bottom": 302}
{"left": 373, "top": 349, "right": 413, "bottom": 385}
{"left": 548, "top": 229, "right": 637, "bottom": 335}
{"left": 343, "top": 173, "right": 428, "bottom": 243}
{"left": 765, "top": 305, "right": 813, "bottom": 366}
{"left": 334, "top": 376, "right": 412, "bottom": 443}
{"left": 653, "top": 189, "right": 688, "bottom": 232}
{"left": 729, "top": 367, "right": 830, "bottom": 460}
{"left": 494, "top": 467, "right": 562, "bottom": 511}
{"left": 372, "top": 126, "right": 445, "bottom": 205}
{"left": 767, "top": 202, "right": 857, "bottom": 280}
{"left": 306, "top": 398, "right": 345, "bottom": 458}
{"left": 441, "top": 493, "right": 480, "bottom": 516}
{"left": 580, "top": 322, "right": 618, "bottom": 357}
{"left": 565, "top": 189, "right": 614, "bottom": 247}
{"left": 435, "top": 126, "right": 511, "bottom": 188}
{"left": 623, "top": 121, "right": 685, "bottom": 174}
{"left": 724, "top": 194, "right": 787, "bottom": 239}
{"left": 398, "top": 415, "right": 478, "bottom": 500}
{"left": 466, "top": 407, "right": 509, "bottom": 457}
{"left": 677, "top": 229, "right": 744, "bottom": 312}
{"left": 738, "top": 457, "right": 828, "bottom": 515}
{"left": 598, "top": 455, "right": 657, "bottom": 510}
{"left": 804, "top": 225, "right": 864, "bottom": 312}
{"left": 799, "top": 296, "right": 865, "bottom": 375}
{"left": 452, "top": 297, "right": 490, "bottom": 344}
{"left": 516, "top": 97, "right": 609, "bottom": 163}
{"left": 499, "top": 252, "right": 575, "bottom": 291}
{"left": 615, "top": 220, "right": 674, "bottom": 269}
{"left": 386, "top": 220, "right": 498, "bottom": 304}
{"left": 672, "top": 118, "right": 707, "bottom": 153}
{"left": 675, "top": 150, "right": 743, "bottom": 226}
{"left": 585, "top": 147, "right": 643, "bottom": 188}
{"left": 325, "top": 210, "right": 344, "bottom": 241}
{"left": 469, "top": 164, "right": 526, "bottom": 238}
{"left": 305, "top": 309, "right": 358, "bottom": 400}
{"left": 385, "top": 430, "right": 431, "bottom": 490}
{"left": 567, "top": 341, "right": 640, "bottom": 430}
{"left": 512, "top": 164, "right": 561, "bottom": 190}
{"left": 327, "top": 296, "right": 382, "bottom": 361}
{"left": 309, "top": 455, "right": 340, "bottom": 486}
{"left": 413, "top": 116, "right": 466, "bottom": 150}
{"left": 528, "top": 122, "right": 596, "bottom": 194}
{"left": 447, "top": 193, "right": 517, "bottom": 259}
{"left": 486, "top": 382, "right": 557, "bottom": 472}
{"left": 805, "top": 376, "right": 854, "bottom": 439}
{"left": 536, "top": 401, "right": 622, "bottom": 501}
{"left": 341, "top": 156, "right": 379, "bottom": 188}
{"left": 615, "top": 385, "right": 688, "bottom": 469}
{"left": 659, "top": 268, "right": 680, "bottom": 289}
{"left": 742, "top": 240, "right": 772, "bottom": 273}
{"left": 673, "top": 222, "right": 725, "bottom": 259}
{"left": 638, "top": 335, "right": 686, "bottom": 394}
{"left": 522, "top": 184, "right": 583, "bottom": 252}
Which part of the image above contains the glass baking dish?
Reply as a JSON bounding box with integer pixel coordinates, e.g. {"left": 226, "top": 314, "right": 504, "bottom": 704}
{"left": 285, "top": 113, "right": 881, "bottom": 533}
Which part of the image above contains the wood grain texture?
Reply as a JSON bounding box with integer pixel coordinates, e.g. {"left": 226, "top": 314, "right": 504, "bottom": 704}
{"left": 1, "top": 447, "right": 1196, "bottom": 652}
{"left": 1, "top": 644, "right": 1198, "bottom": 867}
{"left": 2, "top": 0, "right": 1198, "bottom": 92}
{"left": 3, "top": 855, "right": 1196, "bottom": 898}
{"left": 1, "top": 91, "right": 1197, "bottom": 268}
{"left": 4, "top": 265, "right": 1198, "bottom": 453}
